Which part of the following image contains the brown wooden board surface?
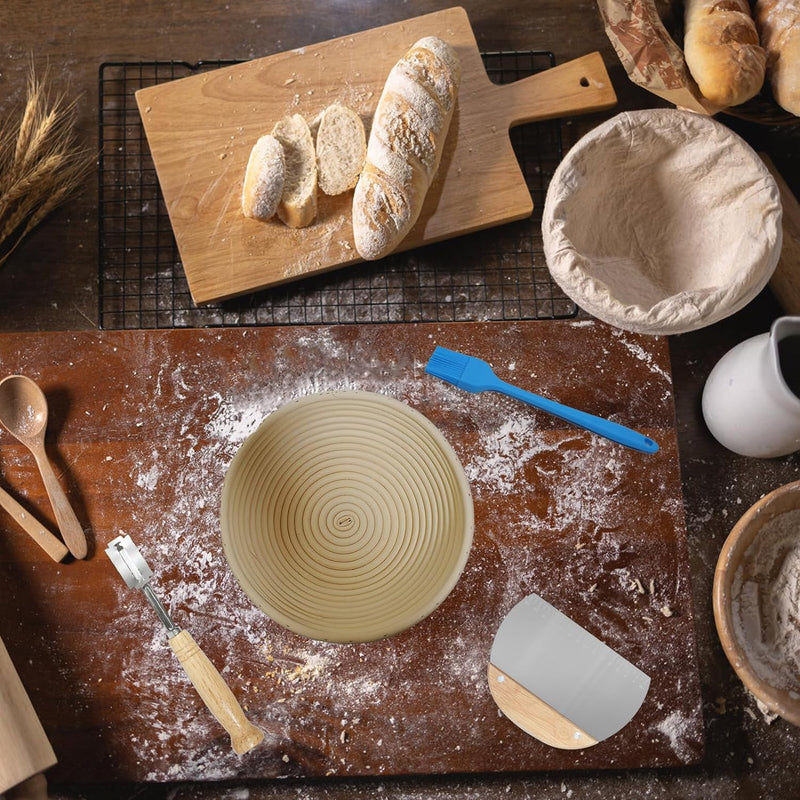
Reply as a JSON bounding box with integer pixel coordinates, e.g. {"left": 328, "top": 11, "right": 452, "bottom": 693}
{"left": 0, "top": 321, "right": 702, "bottom": 782}
{"left": 135, "top": 6, "right": 615, "bottom": 304}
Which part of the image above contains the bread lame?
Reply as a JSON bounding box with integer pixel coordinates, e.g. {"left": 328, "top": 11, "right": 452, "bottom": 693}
{"left": 105, "top": 534, "right": 264, "bottom": 755}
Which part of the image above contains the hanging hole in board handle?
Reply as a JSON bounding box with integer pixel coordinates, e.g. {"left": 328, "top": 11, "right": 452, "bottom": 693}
{"left": 580, "top": 76, "right": 590, "bottom": 87}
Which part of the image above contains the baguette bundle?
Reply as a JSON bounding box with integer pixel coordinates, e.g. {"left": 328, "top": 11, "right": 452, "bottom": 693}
{"left": 353, "top": 36, "right": 461, "bottom": 261}
{"left": 683, "top": 0, "right": 766, "bottom": 107}
{"left": 755, "top": 0, "right": 800, "bottom": 115}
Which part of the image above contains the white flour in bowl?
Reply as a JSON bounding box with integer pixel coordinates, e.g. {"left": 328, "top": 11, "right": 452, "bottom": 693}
{"left": 731, "top": 509, "right": 800, "bottom": 694}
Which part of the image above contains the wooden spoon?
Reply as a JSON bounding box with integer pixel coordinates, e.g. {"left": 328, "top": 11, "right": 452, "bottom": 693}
{"left": 0, "top": 375, "right": 87, "bottom": 559}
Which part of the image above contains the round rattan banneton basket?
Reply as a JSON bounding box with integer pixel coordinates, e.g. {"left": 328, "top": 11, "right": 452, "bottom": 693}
{"left": 221, "top": 391, "right": 474, "bottom": 643}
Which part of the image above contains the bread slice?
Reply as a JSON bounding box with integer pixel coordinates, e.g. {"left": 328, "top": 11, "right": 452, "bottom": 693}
{"left": 313, "top": 104, "right": 367, "bottom": 195}
{"left": 241, "top": 134, "right": 285, "bottom": 220}
{"left": 271, "top": 114, "right": 318, "bottom": 228}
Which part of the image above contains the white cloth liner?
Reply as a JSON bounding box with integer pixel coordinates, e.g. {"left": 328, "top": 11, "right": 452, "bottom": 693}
{"left": 542, "top": 109, "right": 783, "bottom": 335}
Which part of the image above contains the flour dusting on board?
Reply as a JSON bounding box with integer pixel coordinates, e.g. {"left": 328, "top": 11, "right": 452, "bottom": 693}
{"left": 93, "top": 325, "right": 699, "bottom": 779}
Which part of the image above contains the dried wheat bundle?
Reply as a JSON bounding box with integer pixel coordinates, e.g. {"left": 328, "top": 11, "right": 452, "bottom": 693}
{"left": 0, "top": 66, "right": 93, "bottom": 266}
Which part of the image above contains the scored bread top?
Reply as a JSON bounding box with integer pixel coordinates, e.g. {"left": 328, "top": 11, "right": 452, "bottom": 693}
{"left": 684, "top": 0, "right": 766, "bottom": 107}
{"left": 353, "top": 36, "right": 461, "bottom": 261}
{"left": 755, "top": 0, "right": 800, "bottom": 115}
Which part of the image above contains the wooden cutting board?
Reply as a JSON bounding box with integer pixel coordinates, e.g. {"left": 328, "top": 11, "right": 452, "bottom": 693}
{"left": 0, "top": 321, "right": 703, "bottom": 782}
{"left": 136, "top": 6, "right": 616, "bottom": 304}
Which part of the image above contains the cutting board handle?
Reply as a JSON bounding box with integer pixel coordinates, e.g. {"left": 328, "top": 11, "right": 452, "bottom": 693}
{"left": 492, "top": 51, "right": 617, "bottom": 128}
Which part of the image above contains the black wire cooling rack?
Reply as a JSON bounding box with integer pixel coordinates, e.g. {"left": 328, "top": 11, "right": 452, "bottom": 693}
{"left": 98, "top": 52, "right": 576, "bottom": 330}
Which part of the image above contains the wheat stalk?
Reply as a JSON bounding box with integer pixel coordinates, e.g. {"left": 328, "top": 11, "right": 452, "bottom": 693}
{"left": 0, "top": 64, "right": 93, "bottom": 266}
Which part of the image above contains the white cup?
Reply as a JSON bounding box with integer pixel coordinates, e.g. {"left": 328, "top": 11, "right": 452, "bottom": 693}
{"left": 702, "top": 316, "right": 800, "bottom": 458}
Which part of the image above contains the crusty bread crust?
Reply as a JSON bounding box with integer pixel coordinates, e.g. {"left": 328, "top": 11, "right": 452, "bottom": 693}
{"left": 684, "top": 0, "right": 766, "bottom": 107}
{"left": 353, "top": 36, "right": 461, "bottom": 261}
{"left": 756, "top": 0, "right": 800, "bottom": 115}
{"left": 241, "top": 134, "right": 285, "bottom": 220}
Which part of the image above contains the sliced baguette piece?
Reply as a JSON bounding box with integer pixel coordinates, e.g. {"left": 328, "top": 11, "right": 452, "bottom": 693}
{"left": 313, "top": 104, "right": 367, "bottom": 195}
{"left": 241, "top": 134, "right": 285, "bottom": 220}
{"left": 271, "top": 113, "right": 318, "bottom": 228}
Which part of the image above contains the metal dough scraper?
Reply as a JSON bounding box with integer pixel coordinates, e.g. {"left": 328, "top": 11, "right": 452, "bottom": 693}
{"left": 106, "top": 534, "right": 264, "bottom": 755}
{"left": 488, "top": 593, "right": 650, "bottom": 749}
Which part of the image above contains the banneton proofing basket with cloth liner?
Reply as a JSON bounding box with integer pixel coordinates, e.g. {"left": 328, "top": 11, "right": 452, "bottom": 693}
{"left": 221, "top": 391, "right": 474, "bottom": 643}
{"left": 542, "top": 109, "right": 782, "bottom": 335}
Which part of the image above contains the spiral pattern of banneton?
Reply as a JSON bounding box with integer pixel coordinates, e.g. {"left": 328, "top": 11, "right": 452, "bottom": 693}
{"left": 221, "top": 392, "right": 474, "bottom": 642}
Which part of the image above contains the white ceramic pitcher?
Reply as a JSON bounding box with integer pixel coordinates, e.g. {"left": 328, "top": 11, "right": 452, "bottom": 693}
{"left": 702, "top": 316, "right": 800, "bottom": 458}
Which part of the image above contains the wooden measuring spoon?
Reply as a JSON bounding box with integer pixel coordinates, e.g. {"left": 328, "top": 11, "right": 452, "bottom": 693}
{"left": 0, "top": 375, "right": 87, "bottom": 559}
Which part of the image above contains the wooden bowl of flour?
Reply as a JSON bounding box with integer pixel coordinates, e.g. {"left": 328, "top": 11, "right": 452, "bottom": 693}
{"left": 713, "top": 481, "right": 800, "bottom": 726}
{"left": 542, "top": 109, "right": 782, "bottom": 335}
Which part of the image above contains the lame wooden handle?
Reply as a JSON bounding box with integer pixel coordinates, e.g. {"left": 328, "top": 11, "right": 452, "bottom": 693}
{"left": 0, "top": 485, "right": 68, "bottom": 562}
{"left": 32, "top": 446, "right": 87, "bottom": 560}
{"left": 169, "top": 630, "right": 264, "bottom": 755}
{"left": 493, "top": 51, "right": 617, "bottom": 128}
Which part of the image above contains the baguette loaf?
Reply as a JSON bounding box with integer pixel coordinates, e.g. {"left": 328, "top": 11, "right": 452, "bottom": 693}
{"left": 353, "top": 36, "right": 461, "bottom": 261}
{"left": 684, "top": 0, "right": 766, "bottom": 107}
{"left": 755, "top": 0, "right": 800, "bottom": 115}
{"left": 241, "top": 134, "right": 285, "bottom": 220}
{"left": 314, "top": 104, "right": 367, "bottom": 195}
{"left": 271, "top": 113, "right": 317, "bottom": 228}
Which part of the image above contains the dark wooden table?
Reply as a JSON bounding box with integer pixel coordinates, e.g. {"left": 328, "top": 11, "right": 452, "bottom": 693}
{"left": 1, "top": 2, "right": 799, "bottom": 799}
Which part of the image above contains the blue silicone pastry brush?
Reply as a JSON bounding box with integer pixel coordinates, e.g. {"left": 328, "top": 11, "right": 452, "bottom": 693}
{"left": 425, "top": 346, "right": 658, "bottom": 454}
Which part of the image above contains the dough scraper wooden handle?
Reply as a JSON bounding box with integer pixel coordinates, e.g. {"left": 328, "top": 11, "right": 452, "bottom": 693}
{"left": 105, "top": 534, "right": 264, "bottom": 755}
{"left": 488, "top": 593, "right": 650, "bottom": 749}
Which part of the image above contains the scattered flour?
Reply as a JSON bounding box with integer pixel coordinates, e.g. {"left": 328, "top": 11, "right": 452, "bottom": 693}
{"left": 655, "top": 710, "right": 696, "bottom": 762}
{"left": 81, "top": 324, "right": 690, "bottom": 779}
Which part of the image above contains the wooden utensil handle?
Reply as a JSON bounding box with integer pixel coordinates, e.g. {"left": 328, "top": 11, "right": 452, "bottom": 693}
{"left": 0, "top": 637, "right": 57, "bottom": 794}
{"left": 0, "top": 486, "right": 68, "bottom": 562}
{"left": 493, "top": 51, "right": 617, "bottom": 128}
{"left": 5, "top": 773, "right": 49, "bottom": 799}
{"left": 32, "top": 447, "right": 87, "bottom": 560}
{"left": 169, "top": 630, "right": 264, "bottom": 755}
{"left": 487, "top": 663, "right": 598, "bottom": 749}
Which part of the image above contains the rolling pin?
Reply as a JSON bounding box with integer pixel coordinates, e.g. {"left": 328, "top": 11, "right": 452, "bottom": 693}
{"left": 0, "top": 635, "right": 56, "bottom": 799}
{"left": 762, "top": 154, "right": 800, "bottom": 314}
